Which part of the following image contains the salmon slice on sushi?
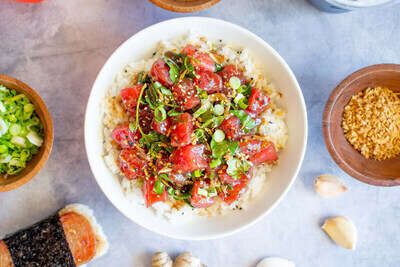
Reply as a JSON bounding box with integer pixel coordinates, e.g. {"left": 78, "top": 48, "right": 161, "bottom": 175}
{"left": 0, "top": 204, "right": 108, "bottom": 267}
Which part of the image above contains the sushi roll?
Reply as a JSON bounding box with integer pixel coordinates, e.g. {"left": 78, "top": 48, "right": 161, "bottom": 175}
{"left": 0, "top": 204, "right": 108, "bottom": 267}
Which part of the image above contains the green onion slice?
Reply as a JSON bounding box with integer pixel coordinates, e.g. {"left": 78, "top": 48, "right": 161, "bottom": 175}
{"left": 11, "top": 136, "right": 26, "bottom": 147}
{"left": 0, "top": 118, "right": 8, "bottom": 137}
{"left": 213, "top": 129, "right": 225, "bottom": 143}
{"left": 167, "top": 109, "right": 181, "bottom": 117}
{"left": 229, "top": 76, "right": 241, "bottom": 90}
{"left": 27, "top": 131, "right": 43, "bottom": 147}
{"left": 153, "top": 179, "right": 165, "bottom": 195}
{"left": 193, "top": 169, "right": 202, "bottom": 178}
{"left": 210, "top": 158, "right": 222, "bottom": 169}
{"left": 9, "top": 124, "right": 21, "bottom": 136}
{"left": 213, "top": 104, "right": 224, "bottom": 116}
{"left": 154, "top": 105, "right": 167, "bottom": 122}
{"left": 193, "top": 100, "right": 211, "bottom": 118}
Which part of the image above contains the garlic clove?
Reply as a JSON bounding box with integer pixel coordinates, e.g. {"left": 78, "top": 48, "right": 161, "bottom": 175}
{"left": 322, "top": 216, "right": 357, "bottom": 250}
{"left": 314, "top": 174, "right": 347, "bottom": 198}
{"left": 152, "top": 251, "right": 173, "bottom": 267}
{"left": 173, "top": 252, "right": 202, "bottom": 267}
{"left": 256, "top": 257, "right": 295, "bottom": 267}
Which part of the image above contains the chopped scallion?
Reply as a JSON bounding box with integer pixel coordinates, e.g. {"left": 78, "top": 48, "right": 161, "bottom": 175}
{"left": 0, "top": 145, "right": 8, "bottom": 154}
{"left": 213, "top": 129, "right": 225, "bottom": 143}
{"left": 0, "top": 84, "right": 44, "bottom": 175}
{"left": 213, "top": 104, "right": 224, "bottom": 116}
{"left": 9, "top": 124, "right": 21, "bottom": 136}
{"left": 237, "top": 97, "right": 248, "bottom": 109}
{"left": 0, "top": 118, "right": 8, "bottom": 137}
{"left": 193, "top": 170, "right": 202, "bottom": 178}
{"left": 229, "top": 76, "right": 241, "bottom": 90}
{"left": 0, "top": 154, "right": 11, "bottom": 164}
{"left": 11, "top": 136, "right": 26, "bottom": 147}
{"left": 27, "top": 131, "right": 43, "bottom": 147}
{"left": 234, "top": 93, "right": 245, "bottom": 104}
{"left": 210, "top": 158, "right": 222, "bottom": 169}
{"left": 154, "top": 105, "right": 167, "bottom": 122}
{"left": 24, "top": 104, "right": 34, "bottom": 113}
{"left": 193, "top": 100, "right": 211, "bottom": 118}
{"left": 153, "top": 179, "right": 165, "bottom": 195}
{"left": 167, "top": 109, "right": 181, "bottom": 117}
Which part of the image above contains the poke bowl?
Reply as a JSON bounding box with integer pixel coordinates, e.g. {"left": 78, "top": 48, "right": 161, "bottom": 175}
{"left": 85, "top": 17, "right": 307, "bottom": 240}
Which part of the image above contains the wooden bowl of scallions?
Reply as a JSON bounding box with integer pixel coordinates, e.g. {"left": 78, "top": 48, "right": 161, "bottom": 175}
{"left": 0, "top": 74, "right": 53, "bottom": 192}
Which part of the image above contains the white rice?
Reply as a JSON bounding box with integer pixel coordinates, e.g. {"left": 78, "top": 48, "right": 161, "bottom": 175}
{"left": 102, "top": 33, "right": 288, "bottom": 223}
{"left": 59, "top": 204, "right": 109, "bottom": 260}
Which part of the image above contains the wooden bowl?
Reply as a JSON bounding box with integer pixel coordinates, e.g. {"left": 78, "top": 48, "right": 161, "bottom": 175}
{"left": 323, "top": 64, "right": 400, "bottom": 186}
{"left": 149, "top": 0, "right": 220, "bottom": 12}
{"left": 0, "top": 75, "right": 53, "bottom": 192}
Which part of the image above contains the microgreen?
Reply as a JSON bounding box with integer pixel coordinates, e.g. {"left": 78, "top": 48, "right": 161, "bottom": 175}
{"left": 153, "top": 179, "right": 165, "bottom": 195}
{"left": 237, "top": 84, "right": 252, "bottom": 97}
{"left": 215, "top": 63, "right": 223, "bottom": 72}
{"left": 165, "top": 58, "right": 179, "bottom": 84}
{"left": 182, "top": 56, "right": 196, "bottom": 78}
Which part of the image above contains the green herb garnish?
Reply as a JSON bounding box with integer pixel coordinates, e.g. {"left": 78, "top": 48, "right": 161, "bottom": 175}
{"left": 165, "top": 58, "right": 179, "bottom": 84}
{"left": 231, "top": 110, "right": 256, "bottom": 132}
{"left": 167, "top": 109, "right": 182, "bottom": 117}
{"left": 153, "top": 179, "right": 165, "bottom": 195}
{"left": 215, "top": 63, "right": 223, "bottom": 72}
{"left": 210, "top": 158, "right": 222, "bottom": 169}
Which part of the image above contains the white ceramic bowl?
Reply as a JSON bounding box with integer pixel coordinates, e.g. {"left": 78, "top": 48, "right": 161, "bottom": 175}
{"left": 85, "top": 17, "right": 307, "bottom": 240}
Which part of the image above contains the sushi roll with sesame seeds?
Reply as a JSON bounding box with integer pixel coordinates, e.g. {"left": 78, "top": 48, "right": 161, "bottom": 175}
{"left": 0, "top": 204, "right": 108, "bottom": 267}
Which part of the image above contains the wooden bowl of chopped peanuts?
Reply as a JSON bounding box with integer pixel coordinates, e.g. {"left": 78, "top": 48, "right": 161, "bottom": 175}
{"left": 323, "top": 64, "right": 400, "bottom": 186}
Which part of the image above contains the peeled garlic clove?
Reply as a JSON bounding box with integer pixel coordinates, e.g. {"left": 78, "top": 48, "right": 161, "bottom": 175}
{"left": 152, "top": 252, "right": 173, "bottom": 267}
{"left": 322, "top": 216, "right": 357, "bottom": 250}
{"left": 314, "top": 174, "right": 347, "bottom": 198}
{"left": 256, "top": 257, "right": 295, "bottom": 267}
{"left": 173, "top": 252, "right": 202, "bottom": 267}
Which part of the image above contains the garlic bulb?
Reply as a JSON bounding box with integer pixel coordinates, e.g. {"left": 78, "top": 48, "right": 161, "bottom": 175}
{"left": 152, "top": 252, "right": 173, "bottom": 267}
{"left": 173, "top": 252, "right": 202, "bottom": 267}
{"left": 256, "top": 257, "right": 295, "bottom": 267}
{"left": 322, "top": 216, "right": 357, "bottom": 250}
{"left": 314, "top": 174, "right": 347, "bottom": 198}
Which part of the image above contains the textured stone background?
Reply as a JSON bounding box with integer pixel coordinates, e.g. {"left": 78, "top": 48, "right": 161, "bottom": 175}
{"left": 0, "top": 0, "right": 399, "bottom": 266}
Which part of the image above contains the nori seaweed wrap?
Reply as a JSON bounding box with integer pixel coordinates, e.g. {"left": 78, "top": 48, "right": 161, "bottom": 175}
{"left": 0, "top": 204, "right": 108, "bottom": 267}
{"left": 4, "top": 214, "right": 75, "bottom": 267}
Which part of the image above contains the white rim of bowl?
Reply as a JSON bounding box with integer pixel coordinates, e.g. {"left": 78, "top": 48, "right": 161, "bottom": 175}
{"left": 84, "top": 16, "right": 308, "bottom": 240}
